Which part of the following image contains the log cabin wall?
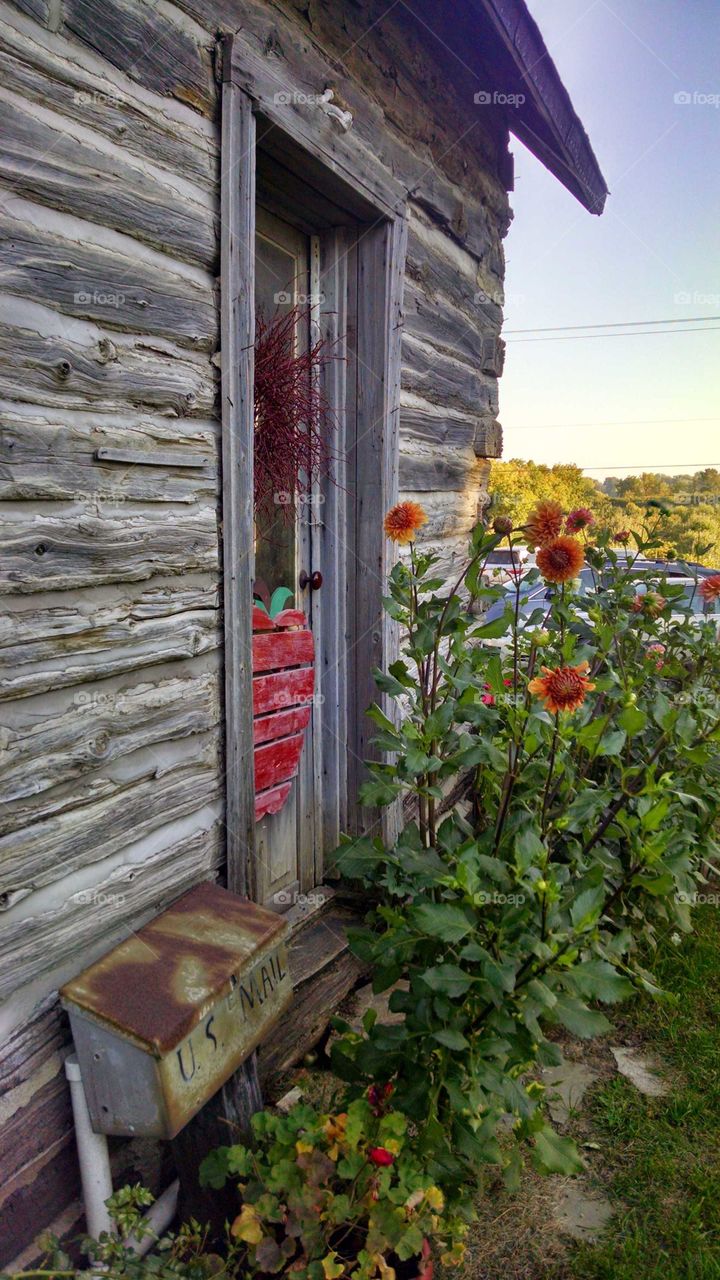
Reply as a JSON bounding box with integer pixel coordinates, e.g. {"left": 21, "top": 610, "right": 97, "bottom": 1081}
{"left": 0, "top": 0, "right": 508, "bottom": 1262}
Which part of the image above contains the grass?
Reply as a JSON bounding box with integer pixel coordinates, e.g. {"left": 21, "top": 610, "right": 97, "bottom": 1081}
{"left": 563, "top": 904, "right": 720, "bottom": 1280}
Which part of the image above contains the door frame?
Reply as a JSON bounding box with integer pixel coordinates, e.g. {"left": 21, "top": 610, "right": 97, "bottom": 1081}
{"left": 220, "top": 37, "right": 407, "bottom": 901}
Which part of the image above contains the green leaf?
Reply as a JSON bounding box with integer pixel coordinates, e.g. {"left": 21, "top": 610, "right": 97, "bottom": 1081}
{"left": 334, "top": 836, "right": 385, "bottom": 879}
{"left": 515, "top": 827, "right": 546, "bottom": 870}
{"left": 570, "top": 883, "right": 606, "bottom": 929}
{"left": 433, "top": 1027, "right": 470, "bottom": 1050}
{"left": 532, "top": 1127, "right": 585, "bottom": 1176}
{"left": 567, "top": 960, "right": 634, "bottom": 1004}
{"left": 597, "top": 728, "right": 627, "bottom": 757}
{"left": 618, "top": 704, "right": 647, "bottom": 735}
{"left": 421, "top": 964, "right": 474, "bottom": 997}
{"left": 269, "top": 586, "right": 294, "bottom": 618}
{"left": 472, "top": 612, "right": 512, "bottom": 638}
{"left": 410, "top": 902, "right": 473, "bottom": 943}
{"left": 551, "top": 993, "right": 611, "bottom": 1039}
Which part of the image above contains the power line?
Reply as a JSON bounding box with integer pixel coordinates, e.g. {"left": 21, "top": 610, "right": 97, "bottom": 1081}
{"left": 579, "top": 463, "right": 720, "bottom": 472}
{"left": 509, "top": 417, "right": 720, "bottom": 431}
{"left": 508, "top": 325, "right": 720, "bottom": 344}
{"left": 505, "top": 315, "right": 720, "bottom": 334}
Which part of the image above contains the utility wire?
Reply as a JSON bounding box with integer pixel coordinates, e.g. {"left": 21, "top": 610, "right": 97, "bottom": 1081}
{"left": 505, "top": 315, "right": 720, "bottom": 334}
{"left": 508, "top": 325, "right": 720, "bottom": 343}
{"left": 510, "top": 417, "right": 720, "bottom": 431}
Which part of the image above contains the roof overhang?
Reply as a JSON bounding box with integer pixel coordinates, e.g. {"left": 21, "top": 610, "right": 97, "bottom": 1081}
{"left": 403, "top": 0, "right": 608, "bottom": 214}
{"left": 475, "top": 0, "right": 608, "bottom": 213}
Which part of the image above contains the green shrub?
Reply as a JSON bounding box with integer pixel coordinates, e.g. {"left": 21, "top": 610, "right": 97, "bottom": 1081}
{"left": 331, "top": 503, "right": 720, "bottom": 1205}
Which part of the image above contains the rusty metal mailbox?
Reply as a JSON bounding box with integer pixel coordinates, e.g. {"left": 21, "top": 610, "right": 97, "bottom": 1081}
{"left": 60, "top": 882, "right": 292, "bottom": 1139}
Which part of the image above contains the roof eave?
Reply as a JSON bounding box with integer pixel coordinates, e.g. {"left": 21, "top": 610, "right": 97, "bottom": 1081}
{"left": 475, "top": 0, "right": 609, "bottom": 213}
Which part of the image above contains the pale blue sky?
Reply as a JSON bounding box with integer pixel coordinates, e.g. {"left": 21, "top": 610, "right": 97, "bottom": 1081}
{"left": 501, "top": 0, "right": 720, "bottom": 479}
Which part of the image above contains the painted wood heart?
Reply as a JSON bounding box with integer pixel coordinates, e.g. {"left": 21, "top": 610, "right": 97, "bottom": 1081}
{"left": 252, "top": 605, "right": 315, "bottom": 821}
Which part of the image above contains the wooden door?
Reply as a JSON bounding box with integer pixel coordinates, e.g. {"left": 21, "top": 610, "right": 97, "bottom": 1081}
{"left": 253, "top": 208, "right": 317, "bottom": 908}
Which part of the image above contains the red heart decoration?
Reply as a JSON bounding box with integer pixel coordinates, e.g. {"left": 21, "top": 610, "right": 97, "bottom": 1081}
{"left": 252, "top": 606, "right": 314, "bottom": 821}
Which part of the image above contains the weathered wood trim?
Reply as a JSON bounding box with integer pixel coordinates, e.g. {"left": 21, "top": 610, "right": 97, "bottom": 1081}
{"left": 220, "top": 73, "right": 256, "bottom": 898}
{"left": 349, "top": 213, "right": 407, "bottom": 843}
{"left": 224, "top": 33, "right": 404, "bottom": 222}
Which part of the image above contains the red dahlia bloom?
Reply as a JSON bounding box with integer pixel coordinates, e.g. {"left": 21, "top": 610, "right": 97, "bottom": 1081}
{"left": 565, "top": 507, "right": 595, "bottom": 533}
{"left": 700, "top": 574, "right": 720, "bottom": 603}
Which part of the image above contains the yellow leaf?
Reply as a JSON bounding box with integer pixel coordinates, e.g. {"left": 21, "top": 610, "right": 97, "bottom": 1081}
{"left": 230, "top": 1204, "right": 264, "bottom": 1245}
{"left": 374, "top": 1255, "right": 396, "bottom": 1280}
{"left": 296, "top": 1140, "right": 314, "bottom": 1155}
{"left": 321, "top": 1251, "right": 346, "bottom": 1278}
{"left": 425, "top": 1185, "right": 444, "bottom": 1211}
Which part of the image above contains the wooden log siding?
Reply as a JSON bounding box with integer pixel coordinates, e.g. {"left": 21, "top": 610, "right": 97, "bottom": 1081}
{"left": 0, "top": 0, "right": 512, "bottom": 1261}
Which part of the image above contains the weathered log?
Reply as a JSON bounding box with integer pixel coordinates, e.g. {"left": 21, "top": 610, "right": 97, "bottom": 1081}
{"left": 0, "top": 92, "right": 217, "bottom": 268}
{"left": 0, "top": 410, "right": 218, "bottom": 503}
{"left": 0, "top": 7, "right": 216, "bottom": 187}
{"left": 401, "top": 332, "right": 499, "bottom": 417}
{"left": 403, "top": 278, "right": 493, "bottom": 366}
{"left": 257, "top": 906, "right": 366, "bottom": 1079}
{"left": 0, "top": 505, "right": 218, "bottom": 593}
{"left": 0, "top": 583, "right": 220, "bottom": 701}
{"left": 0, "top": 752, "right": 222, "bottom": 905}
{"left": 62, "top": 0, "right": 216, "bottom": 117}
{"left": 0, "top": 214, "right": 217, "bottom": 349}
{"left": 399, "top": 448, "right": 475, "bottom": 492}
{"left": 0, "top": 671, "right": 220, "bottom": 804}
{"left": 0, "top": 826, "right": 224, "bottom": 1000}
{"left": 474, "top": 419, "right": 503, "bottom": 458}
{"left": 0, "top": 321, "right": 216, "bottom": 417}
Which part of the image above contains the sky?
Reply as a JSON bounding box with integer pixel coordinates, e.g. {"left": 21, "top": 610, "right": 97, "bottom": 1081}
{"left": 500, "top": 0, "right": 720, "bottom": 480}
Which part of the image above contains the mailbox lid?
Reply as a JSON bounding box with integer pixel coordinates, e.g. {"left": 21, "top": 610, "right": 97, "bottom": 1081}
{"left": 60, "top": 882, "right": 289, "bottom": 1056}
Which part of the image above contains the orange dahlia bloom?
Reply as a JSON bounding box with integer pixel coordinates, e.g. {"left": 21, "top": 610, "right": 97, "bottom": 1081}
{"left": 536, "top": 535, "right": 585, "bottom": 583}
{"left": 384, "top": 501, "right": 427, "bottom": 544}
{"left": 700, "top": 573, "right": 720, "bottom": 602}
{"left": 525, "top": 500, "right": 564, "bottom": 548}
{"left": 529, "top": 662, "right": 595, "bottom": 714}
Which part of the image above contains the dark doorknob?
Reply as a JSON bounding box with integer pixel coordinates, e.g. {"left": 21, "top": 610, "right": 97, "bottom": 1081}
{"left": 299, "top": 570, "right": 323, "bottom": 591}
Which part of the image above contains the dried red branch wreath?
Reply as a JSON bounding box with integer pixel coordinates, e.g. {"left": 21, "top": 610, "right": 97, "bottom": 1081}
{"left": 253, "top": 305, "right": 340, "bottom": 514}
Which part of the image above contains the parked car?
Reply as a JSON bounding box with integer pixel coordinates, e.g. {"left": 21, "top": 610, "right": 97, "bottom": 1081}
{"left": 482, "top": 569, "right": 719, "bottom": 629}
{"left": 482, "top": 546, "right": 532, "bottom": 586}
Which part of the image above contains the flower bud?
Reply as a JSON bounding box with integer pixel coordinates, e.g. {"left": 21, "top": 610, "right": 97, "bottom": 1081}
{"left": 493, "top": 515, "right": 514, "bottom": 535}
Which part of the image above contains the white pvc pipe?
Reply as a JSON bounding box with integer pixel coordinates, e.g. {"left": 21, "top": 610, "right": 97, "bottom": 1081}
{"left": 64, "top": 1055, "right": 180, "bottom": 1252}
{"left": 65, "top": 1055, "right": 114, "bottom": 1238}
{"left": 127, "top": 1180, "right": 181, "bottom": 1257}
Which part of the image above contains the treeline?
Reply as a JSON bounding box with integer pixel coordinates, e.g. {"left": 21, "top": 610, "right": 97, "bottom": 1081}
{"left": 488, "top": 460, "right": 720, "bottom": 566}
